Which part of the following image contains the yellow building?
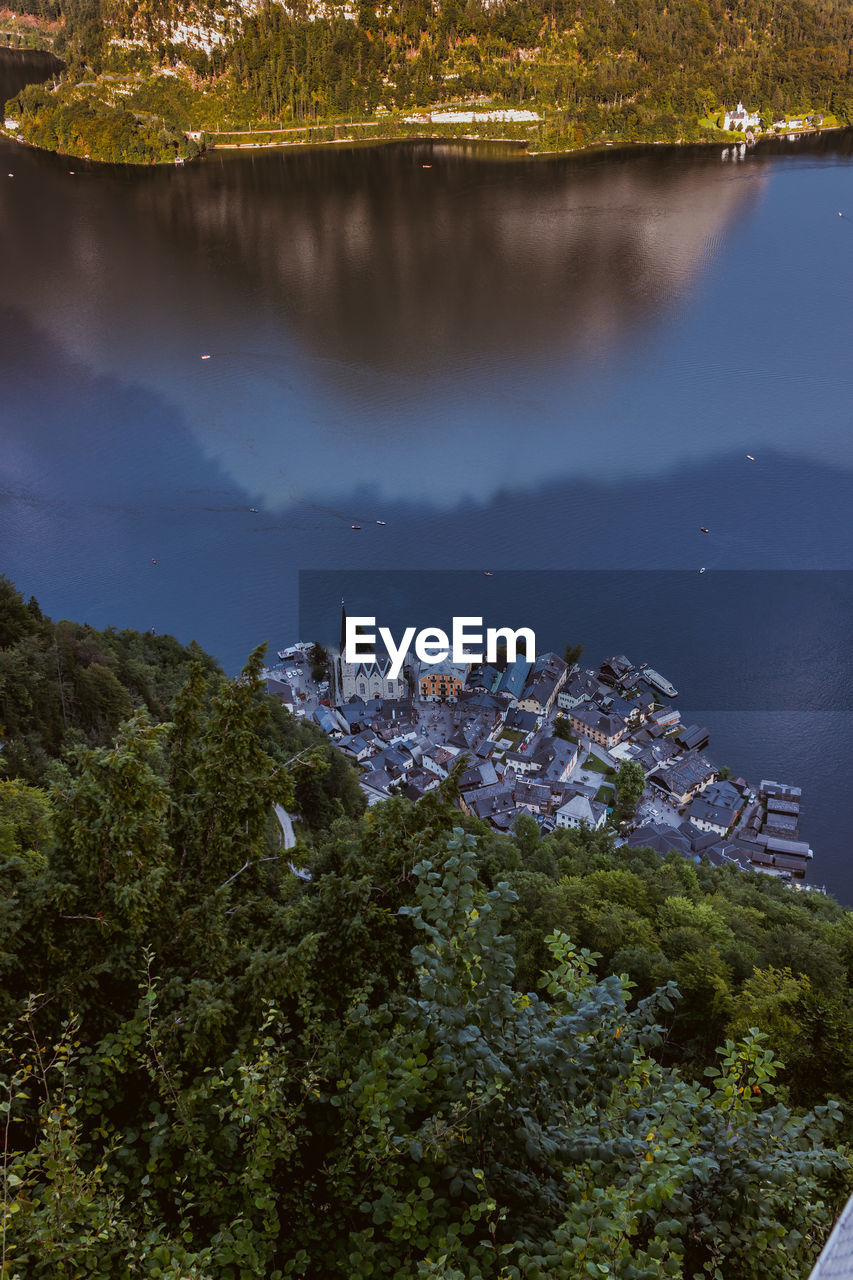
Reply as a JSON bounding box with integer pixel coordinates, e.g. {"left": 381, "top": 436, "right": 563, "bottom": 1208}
{"left": 418, "top": 661, "right": 467, "bottom": 702}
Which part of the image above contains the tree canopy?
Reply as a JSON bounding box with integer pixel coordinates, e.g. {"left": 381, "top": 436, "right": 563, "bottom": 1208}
{"left": 5, "top": 0, "right": 853, "bottom": 161}
{"left": 1, "top": 579, "right": 853, "bottom": 1274}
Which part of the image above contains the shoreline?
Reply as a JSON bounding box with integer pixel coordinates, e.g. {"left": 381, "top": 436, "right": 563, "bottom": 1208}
{"left": 211, "top": 120, "right": 848, "bottom": 161}
{"left": 1, "top": 41, "right": 848, "bottom": 167}
{"left": 2, "top": 116, "right": 848, "bottom": 169}
{"left": 2, "top": 42, "right": 846, "bottom": 166}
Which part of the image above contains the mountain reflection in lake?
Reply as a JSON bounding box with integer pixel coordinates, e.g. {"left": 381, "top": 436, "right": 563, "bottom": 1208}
{"left": 130, "top": 142, "right": 762, "bottom": 368}
{"left": 1, "top": 135, "right": 775, "bottom": 511}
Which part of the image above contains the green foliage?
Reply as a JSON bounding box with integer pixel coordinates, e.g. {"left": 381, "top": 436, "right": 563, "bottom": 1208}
{"left": 5, "top": 79, "right": 198, "bottom": 161}
{"left": 1, "top": 828, "right": 850, "bottom": 1276}
{"left": 2, "top": 582, "right": 853, "bottom": 1271}
{"left": 0, "top": 577, "right": 218, "bottom": 780}
{"left": 612, "top": 758, "right": 645, "bottom": 826}
{"left": 552, "top": 716, "right": 575, "bottom": 742}
{"left": 503, "top": 830, "right": 853, "bottom": 1114}
{"left": 8, "top": 0, "right": 853, "bottom": 160}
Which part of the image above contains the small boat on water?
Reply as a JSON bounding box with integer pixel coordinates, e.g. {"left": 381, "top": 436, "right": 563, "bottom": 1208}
{"left": 746, "top": 454, "right": 755, "bottom": 461}
{"left": 700, "top": 527, "right": 709, "bottom": 534}
{"left": 483, "top": 570, "right": 494, "bottom": 577}
{"left": 201, "top": 354, "right": 211, "bottom": 360}
{"left": 641, "top": 666, "right": 678, "bottom": 698}
{"left": 249, "top": 507, "right": 258, "bottom": 513}
{"left": 376, "top": 520, "right": 386, "bottom": 526}
{"left": 351, "top": 524, "right": 362, "bottom": 530}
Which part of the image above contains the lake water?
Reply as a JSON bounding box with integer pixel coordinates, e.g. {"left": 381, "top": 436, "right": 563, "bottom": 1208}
{"left": 2, "top": 49, "right": 853, "bottom": 894}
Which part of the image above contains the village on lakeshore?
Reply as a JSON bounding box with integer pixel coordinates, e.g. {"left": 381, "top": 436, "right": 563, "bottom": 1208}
{"left": 264, "top": 612, "right": 815, "bottom": 886}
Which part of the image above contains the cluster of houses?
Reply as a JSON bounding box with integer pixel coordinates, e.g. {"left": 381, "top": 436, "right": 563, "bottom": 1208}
{"left": 721, "top": 101, "right": 826, "bottom": 136}
{"left": 264, "top": 634, "right": 814, "bottom": 885}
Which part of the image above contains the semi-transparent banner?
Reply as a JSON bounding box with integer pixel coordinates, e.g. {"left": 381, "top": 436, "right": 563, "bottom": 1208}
{"left": 298, "top": 569, "right": 852, "bottom": 712}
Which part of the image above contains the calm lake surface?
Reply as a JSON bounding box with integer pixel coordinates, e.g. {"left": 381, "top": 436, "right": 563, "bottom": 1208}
{"left": 2, "top": 48, "right": 853, "bottom": 895}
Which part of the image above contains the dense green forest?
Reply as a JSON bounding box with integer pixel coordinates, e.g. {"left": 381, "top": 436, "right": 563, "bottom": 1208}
{"left": 2, "top": 575, "right": 853, "bottom": 1275}
{"left": 0, "top": 576, "right": 363, "bottom": 821}
{"left": 2, "top": 80, "right": 202, "bottom": 160}
{"left": 3, "top": 0, "right": 853, "bottom": 160}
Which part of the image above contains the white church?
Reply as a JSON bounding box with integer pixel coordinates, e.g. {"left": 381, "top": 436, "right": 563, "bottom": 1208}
{"left": 336, "top": 604, "right": 410, "bottom": 702}
{"left": 723, "top": 102, "right": 761, "bottom": 132}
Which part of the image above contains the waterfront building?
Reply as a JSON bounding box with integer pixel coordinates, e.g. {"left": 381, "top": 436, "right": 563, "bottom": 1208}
{"left": 724, "top": 101, "right": 761, "bottom": 131}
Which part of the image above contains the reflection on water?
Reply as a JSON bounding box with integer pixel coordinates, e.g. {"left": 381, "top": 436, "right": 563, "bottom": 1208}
{"left": 0, "top": 47, "right": 63, "bottom": 106}
{"left": 132, "top": 142, "right": 762, "bottom": 368}
{"left": 0, "top": 129, "right": 780, "bottom": 510}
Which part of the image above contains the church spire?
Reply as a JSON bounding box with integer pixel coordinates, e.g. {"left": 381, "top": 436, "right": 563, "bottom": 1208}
{"left": 340, "top": 597, "right": 346, "bottom": 654}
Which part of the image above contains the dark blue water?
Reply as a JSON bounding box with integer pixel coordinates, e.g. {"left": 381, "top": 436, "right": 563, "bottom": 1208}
{"left": 2, "top": 61, "right": 852, "bottom": 891}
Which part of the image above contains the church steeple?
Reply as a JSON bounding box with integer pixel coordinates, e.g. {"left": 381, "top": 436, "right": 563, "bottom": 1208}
{"left": 340, "top": 597, "right": 346, "bottom": 654}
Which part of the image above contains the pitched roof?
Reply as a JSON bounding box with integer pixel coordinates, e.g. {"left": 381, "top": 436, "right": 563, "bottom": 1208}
{"left": 571, "top": 701, "right": 628, "bottom": 738}
{"left": 689, "top": 798, "right": 737, "bottom": 829}
{"left": 531, "top": 736, "right": 577, "bottom": 776}
{"left": 562, "top": 670, "right": 605, "bottom": 701}
{"left": 677, "top": 724, "right": 710, "bottom": 751}
{"left": 625, "top": 823, "right": 693, "bottom": 856}
{"left": 650, "top": 752, "right": 716, "bottom": 797}
{"left": 504, "top": 706, "right": 539, "bottom": 733}
{"left": 497, "top": 658, "right": 532, "bottom": 698}
{"left": 265, "top": 678, "right": 294, "bottom": 699}
{"left": 557, "top": 794, "right": 599, "bottom": 824}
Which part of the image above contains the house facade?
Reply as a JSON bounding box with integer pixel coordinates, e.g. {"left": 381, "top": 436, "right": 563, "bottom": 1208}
{"left": 418, "top": 660, "right": 467, "bottom": 702}
{"left": 340, "top": 651, "right": 409, "bottom": 701}
{"left": 555, "top": 793, "right": 607, "bottom": 831}
{"left": 568, "top": 701, "right": 631, "bottom": 750}
{"left": 517, "top": 652, "right": 569, "bottom": 716}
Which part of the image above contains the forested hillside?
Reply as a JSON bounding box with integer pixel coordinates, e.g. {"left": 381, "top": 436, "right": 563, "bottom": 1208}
{"left": 3, "top": 0, "right": 853, "bottom": 160}
{"left": 0, "top": 576, "right": 364, "bottom": 821}
{"left": 2, "top": 577, "right": 853, "bottom": 1275}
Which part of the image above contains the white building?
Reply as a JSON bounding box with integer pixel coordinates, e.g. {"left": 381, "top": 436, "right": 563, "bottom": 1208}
{"left": 339, "top": 651, "right": 408, "bottom": 701}
{"left": 337, "top": 603, "right": 409, "bottom": 701}
{"left": 555, "top": 794, "right": 607, "bottom": 831}
{"left": 724, "top": 102, "right": 761, "bottom": 132}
